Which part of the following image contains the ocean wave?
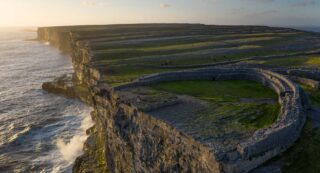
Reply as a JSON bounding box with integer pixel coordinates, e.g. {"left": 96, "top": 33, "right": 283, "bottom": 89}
{"left": 2, "top": 125, "right": 32, "bottom": 146}
{"left": 56, "top": 114, "right": 93, "bottom": 163}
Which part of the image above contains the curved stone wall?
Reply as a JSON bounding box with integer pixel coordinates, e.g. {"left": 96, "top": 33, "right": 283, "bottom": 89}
{"left": 115, "top": 67, "right": 307, "bottom": 173}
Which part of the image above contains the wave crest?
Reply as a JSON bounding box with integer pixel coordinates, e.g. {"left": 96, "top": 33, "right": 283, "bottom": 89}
{"left": 56, "top": 115, "right": 93, "bottom": 163}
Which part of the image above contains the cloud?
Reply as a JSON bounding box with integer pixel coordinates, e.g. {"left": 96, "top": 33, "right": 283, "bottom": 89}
{"left": 160, "top": 3, "right": 171, "bottom": 8}
{"left": 256, "top": 0, "right": 275, "bottom": 3}
{"left": 291, "top": 0, "right": 316, "bottom": 7}
{"left": 82, "top": 1, "right": 96, "bottom": 7}
{"left": 243, "top": 0, "right": 275, "bottom": 3}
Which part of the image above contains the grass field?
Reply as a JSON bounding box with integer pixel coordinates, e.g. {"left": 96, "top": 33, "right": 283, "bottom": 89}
{"left": 247, "top": 56, "right": 320, "bottom": 67}
{"left": 84, "top": 25, "right": 317, "bottom": 86}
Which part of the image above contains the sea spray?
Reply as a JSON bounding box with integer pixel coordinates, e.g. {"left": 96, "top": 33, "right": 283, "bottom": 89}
{"left": 56, "top": 112, "right": 93, "bottom": 163}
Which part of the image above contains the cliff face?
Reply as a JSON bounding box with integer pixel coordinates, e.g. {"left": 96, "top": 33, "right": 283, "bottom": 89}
{"left": 74, "top": 87, "right": 220, "bottom": 173}
{"left": 38, "top": 27, "right": 72, "bottom": 53}
{"left": 38, "top": 27, "right": 221, "bottom": 173}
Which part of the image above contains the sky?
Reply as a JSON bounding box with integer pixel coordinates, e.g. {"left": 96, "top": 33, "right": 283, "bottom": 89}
{"left": 0, "top": 0, "right": 319, "bottom": 27}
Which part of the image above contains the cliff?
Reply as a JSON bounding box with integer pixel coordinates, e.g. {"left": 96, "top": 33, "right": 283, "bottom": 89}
{"left": 37, "top": 24, "right": 314, "bottom": 173}
{"left": 38, "top": 25, "right": 222, "bottom": 173}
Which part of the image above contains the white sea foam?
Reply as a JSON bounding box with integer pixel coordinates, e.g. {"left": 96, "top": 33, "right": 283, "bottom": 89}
{"left": 7, "top": 125, "right": 31, "bottom": 143}
{"left": 56, "top": 114, "right": 93, "bottom": 163}
{"left": 8, "top": 123, "right": 15, "bottom": 130}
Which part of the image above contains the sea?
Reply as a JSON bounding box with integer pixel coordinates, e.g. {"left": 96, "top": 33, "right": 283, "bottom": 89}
{"left": 0, "top": 28, "right": 92, "bottom": 173}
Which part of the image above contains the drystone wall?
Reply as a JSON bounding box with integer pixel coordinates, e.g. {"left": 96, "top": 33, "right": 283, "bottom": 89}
{"left": 232, "top": 65, "right": 320, "bottom": 89}
{"left": 115, "top": 68, "right": 307, "bottom": 173}
{"left": 273, "top": 68, "right": 320, "bottom": 81}
{"left": 290, "top": 76, "right": 319, "bottom": 89}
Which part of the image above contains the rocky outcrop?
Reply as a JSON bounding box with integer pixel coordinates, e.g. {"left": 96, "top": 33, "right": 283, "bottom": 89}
{"left": 37, "top": 25, "right": 308, "bottom": 173}
{"left": 42, "top": 74, "right": 93, "bottom": 105}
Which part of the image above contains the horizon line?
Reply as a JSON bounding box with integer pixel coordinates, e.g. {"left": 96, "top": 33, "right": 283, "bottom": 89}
{"left": 0, "top": 23, "right": 320, "bottom": 29}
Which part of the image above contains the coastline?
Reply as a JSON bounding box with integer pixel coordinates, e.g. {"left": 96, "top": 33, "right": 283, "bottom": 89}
{"left": 38, "top": 26, "right": 221, "bottom": 173}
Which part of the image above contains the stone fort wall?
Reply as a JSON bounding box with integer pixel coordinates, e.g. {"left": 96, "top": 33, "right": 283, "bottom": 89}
{"left": 115, "top": 68, "right": 307, "bottom": 173}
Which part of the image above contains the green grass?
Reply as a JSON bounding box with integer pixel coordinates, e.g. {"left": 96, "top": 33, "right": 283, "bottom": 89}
{"left": 282, "top": 122, "right": 320, "bottom": 173}
{"left": 101, "top": 65, "right": 172, "bottom": 86}
{"left": 92, "top": 43, "right": 262, "bottom": 63}
{"left": 89, "top": 34, "right": 310, "bottom": 88}
{"left": 171, "top": 102, "right": 280, "bottom": 138}
{"left": 195, "top": 103, "right": 280, "bottom": 132}
{"left": 239, "top": 103, "right": 280, "bottom": 129}
{"left": 90, "top": 34, "right": 292, "bottom": 64}
{"left": 151, "top": 80, "right": 278, "bottom": 102}
{"left": 87, "top": 29, "right": 310, "bottom": 89}
{"left": 93, "top": 49, "right": 297, "bottom": 86}
{"left": 96, "top": 36, "right": 273, "bottom": 53}
{"left": 151, "top": 80, "right": 280, "bottom": 130}
{"left": 305, "top": 56, "right": 320, "bottom": 67}
{"left": 90, "top": 32, "right": 293, "bottom": 51}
